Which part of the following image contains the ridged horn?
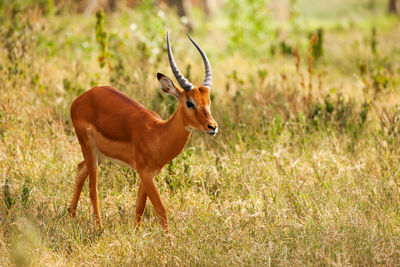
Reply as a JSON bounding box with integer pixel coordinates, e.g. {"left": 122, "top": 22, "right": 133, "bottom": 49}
{"left": 187, "top": 34, "right": 212, "bottom": 89}
{"left": 166, "top": 32, "right": 193, "bottom": 92}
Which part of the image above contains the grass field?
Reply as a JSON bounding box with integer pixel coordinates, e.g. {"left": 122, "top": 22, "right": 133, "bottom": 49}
{"left": 1, "top": 0, "right": 400, "bottom": 265}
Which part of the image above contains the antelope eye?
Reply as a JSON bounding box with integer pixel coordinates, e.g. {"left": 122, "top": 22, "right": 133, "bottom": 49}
{"left": 186, "top": 101, "right": 195, "bottom": 109}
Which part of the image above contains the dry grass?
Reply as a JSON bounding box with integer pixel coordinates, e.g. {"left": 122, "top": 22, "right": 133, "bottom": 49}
{"left": 1, "top": 1, "right": 400, "bottom": 265}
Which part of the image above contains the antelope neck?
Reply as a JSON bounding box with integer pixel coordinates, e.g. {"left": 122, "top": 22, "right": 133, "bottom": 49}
{"left": 155, "top": 105, "right": 191, "bottom": 163}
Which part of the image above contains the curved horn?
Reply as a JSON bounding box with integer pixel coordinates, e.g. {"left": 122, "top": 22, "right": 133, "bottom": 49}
{"left": 187, "top": 34, "right": 212, "bottom": 89}
{"left": 167, "top": 32, "right": 193, "bottom": 92}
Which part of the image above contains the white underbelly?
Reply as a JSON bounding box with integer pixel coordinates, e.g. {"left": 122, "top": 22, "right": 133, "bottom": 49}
{"left": 97, "top": 151, "right": 132, "bottom": 168}
{"left": 89, "top": 132, "right": 133, "bottom": 169}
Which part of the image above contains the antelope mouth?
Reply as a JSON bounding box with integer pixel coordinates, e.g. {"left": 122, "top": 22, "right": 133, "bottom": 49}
{"left": 207, "top": 128, "right": 218, "bottom": 136}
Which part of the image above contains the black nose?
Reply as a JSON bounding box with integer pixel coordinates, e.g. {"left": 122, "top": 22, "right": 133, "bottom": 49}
{"left": 208, "top": 125, "right": 216, "bottom": 131}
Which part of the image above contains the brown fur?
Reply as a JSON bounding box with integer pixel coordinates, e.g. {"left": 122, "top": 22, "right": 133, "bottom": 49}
{"left": 69, "top": 77, "right": 217, "bottom": 236}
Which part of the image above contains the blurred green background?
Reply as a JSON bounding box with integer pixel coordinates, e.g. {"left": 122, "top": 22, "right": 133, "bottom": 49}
{"left": 1, "top": 0, "right": 400, "bottom": 265}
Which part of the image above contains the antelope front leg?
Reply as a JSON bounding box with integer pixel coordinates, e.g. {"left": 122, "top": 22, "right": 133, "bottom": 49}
{"left": 139, "top": 171, "right": 170, "bottom": 234}
{"left": 134, "top": 181, "right": 147, "bottom": 229}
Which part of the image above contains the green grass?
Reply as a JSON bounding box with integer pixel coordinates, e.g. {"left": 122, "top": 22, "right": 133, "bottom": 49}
{"left": 1, "top": 0, "right": 400, "bottom": 265}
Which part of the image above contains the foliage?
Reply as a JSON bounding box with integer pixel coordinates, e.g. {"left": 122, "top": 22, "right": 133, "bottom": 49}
{"left": 0, "top": 0, "right": 400, "bottom": 265}
{"left": 371, "top": 26, "right": 378, "bottom": 55}
{"left": 95, "top": 8, "right": 109, "bottom": 68}
{"left": 309, "top": 28, "right": 324, "bottom": 60}
{"left": 225, "top": 0, "right": 272, "bottom": 52}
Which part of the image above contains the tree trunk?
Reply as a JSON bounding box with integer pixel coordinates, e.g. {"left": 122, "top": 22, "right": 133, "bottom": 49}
{"left": 389, "top": 0, "right": 398, "bottom": 14}
{"left": 173, "top": 0, "right": 194, "bottom": 32}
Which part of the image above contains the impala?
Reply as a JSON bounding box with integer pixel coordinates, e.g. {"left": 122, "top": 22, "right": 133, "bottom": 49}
{"left": 68, "top": 33, "right": 217, "bottom": 235}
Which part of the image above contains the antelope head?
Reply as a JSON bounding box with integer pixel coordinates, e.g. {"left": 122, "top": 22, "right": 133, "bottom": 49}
{"left": 157, "top": 33, "right": 218, "bottom": 136}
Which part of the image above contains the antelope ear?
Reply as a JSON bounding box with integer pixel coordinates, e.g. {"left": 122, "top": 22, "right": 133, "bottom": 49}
{"left": 157, "top": 72, "right": 182, "bottom": 99}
